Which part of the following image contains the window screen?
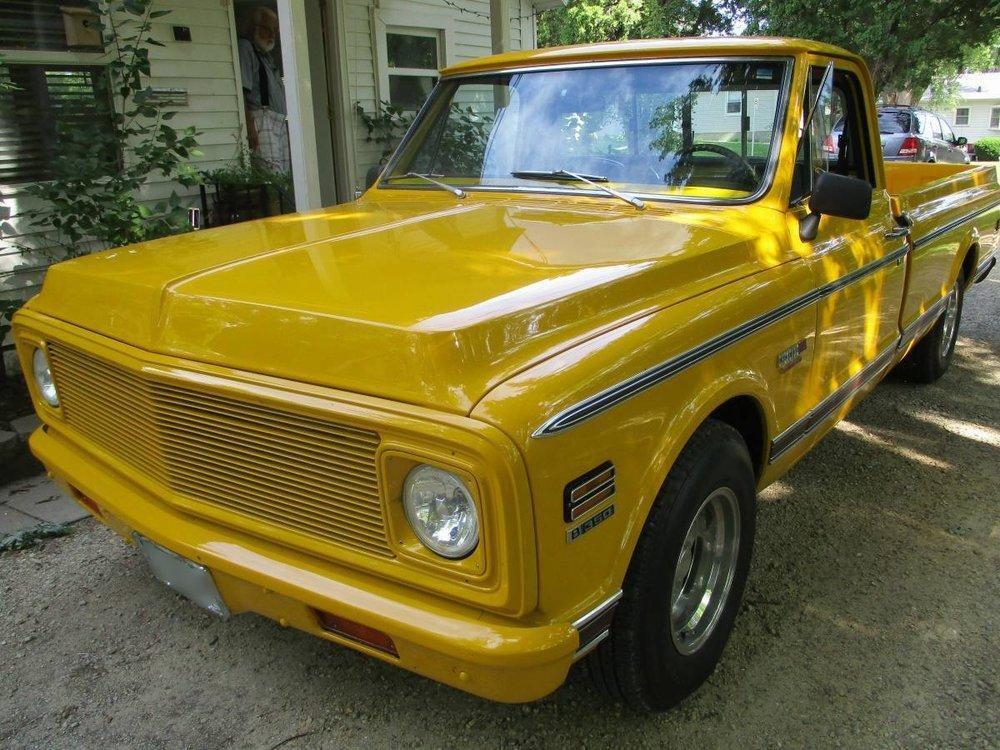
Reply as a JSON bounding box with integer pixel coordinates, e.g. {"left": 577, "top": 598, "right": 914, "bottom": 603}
{"left": 0, "top": 64, "right": 117, "bottom": 184}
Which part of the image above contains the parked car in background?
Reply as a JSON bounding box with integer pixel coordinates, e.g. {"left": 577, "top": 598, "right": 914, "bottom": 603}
{"left": 835, "top": 106, "right": 970, "bottom": 163}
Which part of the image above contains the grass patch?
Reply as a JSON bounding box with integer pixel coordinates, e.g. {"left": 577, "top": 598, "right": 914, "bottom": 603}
{"left": 0, "top": 522, "right": 73, "bottom": 552}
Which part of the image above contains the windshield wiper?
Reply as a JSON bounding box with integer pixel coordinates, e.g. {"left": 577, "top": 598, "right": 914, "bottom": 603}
{"left": 511, "top": 169, "right": 645, "bottom": 210}
{"left": 384, "top": 172, "right": 465, "bottom": 198}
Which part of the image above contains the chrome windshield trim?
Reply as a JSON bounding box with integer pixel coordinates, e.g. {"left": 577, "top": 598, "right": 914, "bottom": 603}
{"left": 533, "top": 243, "right": 909, "bottom": 438}
{"left": 379, "top": 56, "right": 795, "bottom": 208}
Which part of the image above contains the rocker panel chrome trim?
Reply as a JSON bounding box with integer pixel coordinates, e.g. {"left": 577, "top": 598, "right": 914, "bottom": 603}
{"left": 768, "top": 343, "right": 897, "bottom": 462}
{"left": 898, "top": 294, "right": 948, "bottom": 349}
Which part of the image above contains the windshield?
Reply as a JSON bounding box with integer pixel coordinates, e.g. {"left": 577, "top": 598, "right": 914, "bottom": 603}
{"left": 382, "top": 59, "right": 790, "bottom": 201}
{"left": 877, "top": 110, "right": 911, "bottom": 134}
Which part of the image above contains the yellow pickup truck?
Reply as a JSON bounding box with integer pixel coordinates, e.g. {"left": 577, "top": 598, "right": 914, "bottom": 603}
{"left": 12, "top": 38, "right": 999, "bottom": 712}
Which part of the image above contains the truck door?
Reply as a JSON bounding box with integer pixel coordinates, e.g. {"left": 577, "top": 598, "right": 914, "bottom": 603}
{"left": 790, "top": 61, "right": 907, "bottom": 420}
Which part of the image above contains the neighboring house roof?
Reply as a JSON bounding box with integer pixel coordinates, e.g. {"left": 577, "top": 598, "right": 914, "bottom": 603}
{"left": 921, "top": 71, "right": 1000, "bottom": 102}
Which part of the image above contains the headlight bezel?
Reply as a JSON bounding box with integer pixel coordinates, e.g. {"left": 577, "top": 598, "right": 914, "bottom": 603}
{"left": 402, "top": 463, "right": 480, "bottom": 559}
{"left": 32, "top": 345, "right": 60, "bottom": 407}
{"left": 380, "top": 450, "right": 491, "bottom": 582}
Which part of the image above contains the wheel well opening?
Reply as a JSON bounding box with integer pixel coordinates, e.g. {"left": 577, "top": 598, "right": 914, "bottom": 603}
{"left": 961, "top": 243, "right": 978, "bottom": 287}
{"left": 710, "top": 396, "right": 767, "bottom": 479}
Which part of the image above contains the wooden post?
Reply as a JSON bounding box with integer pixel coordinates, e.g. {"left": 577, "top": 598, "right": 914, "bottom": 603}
{"left": 277, "top": 0, "right": 323, "bottom": 212}
{"left": 490, "top": 0, "right": 510, "bottom": 55}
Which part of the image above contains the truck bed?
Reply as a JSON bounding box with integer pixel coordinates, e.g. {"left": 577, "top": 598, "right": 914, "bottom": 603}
{"left": 885, "top": 162, "right": 999, "bottom": 222}
{"left": 885, "top": 161, "right": 1000, "bottom": 331}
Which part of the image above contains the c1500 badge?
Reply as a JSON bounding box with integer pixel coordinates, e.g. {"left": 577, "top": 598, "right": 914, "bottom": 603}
{"left": 567, "top": 505, "right": 615, "bottom": 543}
{"left": 777, "top": 339, "right": 807, "bottom": 372}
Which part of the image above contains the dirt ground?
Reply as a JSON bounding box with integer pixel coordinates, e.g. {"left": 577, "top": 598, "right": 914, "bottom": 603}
{"left": 2, "top": 278, "right": 998, "bottom": 749}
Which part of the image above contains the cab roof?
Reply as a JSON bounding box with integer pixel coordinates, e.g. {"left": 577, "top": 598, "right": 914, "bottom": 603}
{"left": 441, "top": 36, "right": 863, "bottom": 77}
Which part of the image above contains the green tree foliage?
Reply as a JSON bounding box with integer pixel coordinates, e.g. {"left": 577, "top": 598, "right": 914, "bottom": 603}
{"left": 356, "top": 99, "right": 494, "bottom": 175}
{"left": 538, "top": 0, "right": 741, "bottom": 46}
{"left": 924, "top": 40, "right": 999, "bottom": 110}
{"left": 742, "top": 0, "right": 1000, "bottom": 96}
{"left": 21, "top": 0, "right": 201, "bottom": 257}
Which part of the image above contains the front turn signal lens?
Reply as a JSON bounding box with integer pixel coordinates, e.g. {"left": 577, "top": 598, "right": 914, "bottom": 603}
{"left": 316, "top": 610, "right": 398, "bottom": 657}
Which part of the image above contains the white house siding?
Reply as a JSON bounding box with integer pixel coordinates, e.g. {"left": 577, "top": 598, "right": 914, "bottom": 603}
{"left": 922, "top": 72, "right": 1000, "bottom": 147}
{"left": 1, "top": 0, "right": 244, "bottom": 311}
{"left": 346, "top": 0, "right": 537, "bottom": 189}
{"left": 135, "top": 0, "right": 245, "bottom": 204}
{"left": 690, "top": 89, "right": 781, "bottom": 140}
{"left": 931, "top": 100, "right": 1000, "bottom": 145}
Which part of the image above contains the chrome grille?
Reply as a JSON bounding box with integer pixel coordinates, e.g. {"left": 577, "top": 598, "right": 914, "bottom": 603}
{"left": 47, "top": 342, "right": 391, "bottom": 557}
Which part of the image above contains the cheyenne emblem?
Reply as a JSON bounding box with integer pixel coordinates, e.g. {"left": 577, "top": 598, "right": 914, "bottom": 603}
{"left": 777, "top": 339, "right": 808, "bottom": 372}
{"left": 564, "top": 462, "right": 615, "bottom": 522}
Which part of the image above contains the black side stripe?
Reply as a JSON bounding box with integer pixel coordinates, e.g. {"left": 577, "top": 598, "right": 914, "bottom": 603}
{"left": 911, "top": 199, "right": 1000, "bottom": 249}
{"left": 768, "top": 343, "right": 898, "bottom": 462}
{"left": 533, "top": 243, "right": 909, "bottom": 437}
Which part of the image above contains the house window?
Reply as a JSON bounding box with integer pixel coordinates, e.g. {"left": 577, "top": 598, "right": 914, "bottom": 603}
{"left": 954, "top": 107, "right": 969, "bottom": 126}
{"left": 991, "top": 106, "right": 1000, "bottom": 129}
{"left": 726, "top": 91, "right": 741, "bottom": 114}
{"left": 386, "top": 29, "right": 440, "bottom": 110}
{"left": 0, "top": 0, "right": 103, "bottom": 52}
{"left": 0, "top": 63, "right": 116, "bottom": 184}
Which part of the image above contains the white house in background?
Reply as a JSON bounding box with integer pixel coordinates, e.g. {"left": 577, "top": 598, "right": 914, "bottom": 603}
{"left": 0, "top": 0, "right": 554, "bottom": 344}
{"left": 922, "top": 71, "right": 1000, "bottom": 146}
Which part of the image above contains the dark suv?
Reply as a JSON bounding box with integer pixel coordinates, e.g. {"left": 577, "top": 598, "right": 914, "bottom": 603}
{"left": 835, "top": 107, "right": 970, "bottom": 164}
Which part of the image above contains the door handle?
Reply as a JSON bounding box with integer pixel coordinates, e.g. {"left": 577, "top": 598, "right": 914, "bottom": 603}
{"left": 884, "top": 226, "right": 910, "bottom": 239}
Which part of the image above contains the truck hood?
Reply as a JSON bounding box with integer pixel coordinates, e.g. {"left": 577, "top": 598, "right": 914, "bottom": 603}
{"left": 30, "top": 195, "right": 789, "bottom": 413}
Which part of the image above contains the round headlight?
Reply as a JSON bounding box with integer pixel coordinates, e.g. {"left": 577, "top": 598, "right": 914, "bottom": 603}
{"left": 402, "top": 464, "right": 479, "bottom": 559}
{"left": 32, "top": 347, "right": 59, "bottom": 407}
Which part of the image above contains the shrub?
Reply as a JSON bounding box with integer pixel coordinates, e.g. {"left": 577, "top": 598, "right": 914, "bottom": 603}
{"left": 973, "top": 137, "right": 1000, "bottom": 162}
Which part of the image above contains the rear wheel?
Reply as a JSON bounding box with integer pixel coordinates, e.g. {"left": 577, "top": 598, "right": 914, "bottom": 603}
{"left": 588, "top": 420, "right": 756, "bottom": 712}
{"left": 898, "top": 273, "right": 964, "bottom": 383}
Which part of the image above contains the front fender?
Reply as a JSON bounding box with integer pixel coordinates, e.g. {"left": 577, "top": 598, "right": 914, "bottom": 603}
{"left": 472, "top": 258, "right": 816, "bottom": 624}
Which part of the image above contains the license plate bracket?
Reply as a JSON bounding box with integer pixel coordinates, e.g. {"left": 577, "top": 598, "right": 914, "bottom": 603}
{"left": 134, "top": 533, "right": 230, "bottom": 618}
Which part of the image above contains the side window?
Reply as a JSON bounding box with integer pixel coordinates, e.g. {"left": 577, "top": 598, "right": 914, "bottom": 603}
{"left": 939, "top": 117, "right": 955, "bottom": 142}
{"left": 930, "top": 116, "right": 943, "bottom": 139}
{"left": 791, "top": 65, "right": 874, "bottom": 203}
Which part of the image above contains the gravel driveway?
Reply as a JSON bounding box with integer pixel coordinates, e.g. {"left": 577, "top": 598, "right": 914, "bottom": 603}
{"left": 2, "top": 278, "right": 998, "bottom": 749}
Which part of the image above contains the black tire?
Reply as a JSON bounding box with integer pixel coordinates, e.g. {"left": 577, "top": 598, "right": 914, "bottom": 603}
{"left": 588, "top": 419, "right": 756, "bottom": 712}
{"left": 897, "top": 272, "right": 964, "bottom": 384}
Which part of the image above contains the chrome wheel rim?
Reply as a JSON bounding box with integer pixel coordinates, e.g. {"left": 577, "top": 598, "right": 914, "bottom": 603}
{"left": 939, "top": 287, "right": 959, "bottom": 359}
{"left": 669, "top": 487, "right": 741, "bottom": 656}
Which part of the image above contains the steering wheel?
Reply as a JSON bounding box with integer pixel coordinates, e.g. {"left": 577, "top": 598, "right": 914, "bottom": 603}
{"left": 667, "top": 143, "right": 758, "bottom": 187}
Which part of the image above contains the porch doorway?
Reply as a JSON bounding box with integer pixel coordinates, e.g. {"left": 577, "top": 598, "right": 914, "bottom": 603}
{"left": 233, "top": 0, "right": 345, "bottom": 210}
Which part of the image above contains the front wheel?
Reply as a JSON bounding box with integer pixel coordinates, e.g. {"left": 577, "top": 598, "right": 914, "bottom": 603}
{"left": 897, "top": 274, "right": 964, "bottom": 383}
{"left": 588, "top": 420, "right": 756, "bottom": 712}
